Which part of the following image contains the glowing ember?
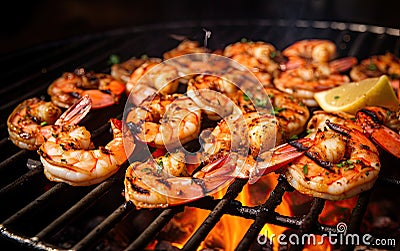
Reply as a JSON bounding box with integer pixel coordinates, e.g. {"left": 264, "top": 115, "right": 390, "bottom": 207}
{"left": 156, "top": 171, "right": 362, "bottom": 251}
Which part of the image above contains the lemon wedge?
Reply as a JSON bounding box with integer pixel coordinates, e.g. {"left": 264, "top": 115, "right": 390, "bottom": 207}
{"left": 314, "top": 75, "right": 399, "bottom": 114}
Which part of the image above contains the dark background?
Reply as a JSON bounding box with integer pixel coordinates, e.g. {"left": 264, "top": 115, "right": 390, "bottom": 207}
{"left": 1, "top": 0, "right": 399, "bottom": 56}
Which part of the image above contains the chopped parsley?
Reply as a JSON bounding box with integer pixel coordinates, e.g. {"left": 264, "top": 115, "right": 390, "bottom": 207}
{"left": 255, "top": 98, "right": 268, "bottom": 107}
{"left": 367, "top": 63, "right": 377, "bottom": 71}
{"left": 156, "top": 159, "right": 164, "bottom": 174}
{"left": 243, "top": 92, "right": 251, "bottom": 101}
{"left": 334, "top": 95, "right": 340, "bottom": 100}
{"left": 107, "top": 54, "right": 120, "bottom": 65}
{"left": 40, "top": 121, "right": 47, "bottom": 126}
{"left": 303, "top": 164, "right": 308, "bottom": 175}
{"left": 336, "top": 159, "right": 356, "bottom": 170}
{"left": 272, "top": 107, "right": 286, "bottom": 115}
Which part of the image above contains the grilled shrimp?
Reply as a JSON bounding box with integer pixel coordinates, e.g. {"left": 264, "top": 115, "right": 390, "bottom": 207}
{"left": 7, "top": 96, "right": 91, "bottom": 150}
{"left": 236, "top": 87, "right": 310, "bottom": 139}
{"left": 282, "top": 39, "right": 336, "bottom": 66}
{"left": 198, "top": 112, "right": 284, "bottom": 178}
{"left": 186, "top": 73, "right": 239, "bottom": 120}
{"left": 111, "top": 56, "right": 161, "bottom": 83}
{"left": 350, "top": 53, "right": 400, "bottom": 98}
{"left": 125, "top": 94, "right": 202, "bottom": 149}
{"left": 48, "top": 68, "right": 125, "bottom": 109}
{"left": 126, "top": 60, "right": 180, "bottom": 106}
{"left": 163, "top": 40, "right": 209, "bottom": 59}
{"left": 308, "top": 107, "right": 400, "bottom": 158}
{"left": 223, "top": 41, "right": 281, "bottom": 87}
{"left": 273, "top": 58, "right": 356, "bottom": 106}
{"left": 284, "top": 121, "right": 380, "bottom": 200}
{"left": 39, "top": 118, "right": 134, "bottom": 186}
{"left": 356, "top": 106, "right": 400, "bottom": 158}
{"left": 124, "top": 154, "right": 237, "bottom": 209}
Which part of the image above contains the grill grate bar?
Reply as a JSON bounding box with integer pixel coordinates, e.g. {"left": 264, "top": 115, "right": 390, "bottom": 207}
{"left": 0, "top": 38, "right": 116, "bottom": 98}
{"left": 1, "top": 183, "right": 67, "bottom": 226}
{"left": 189, "top": 197, "right": 338, "bottom": 233}
{"left": 72, "top": 202, "right": 134, "bottom": 250}
{"left": 0, "top": 167, "right": 43, "bottom": 196}
{"left": 288, "top": 198, "right": 326, "bottom": 251}
{"left": 182, "top": 179, "right": 248, "bottom": 251}
{"left": 35, "top": 179, "right": 119, "bottom": 240}
{"left": 340, "top": 190, "right": 371, "bottom": 251}
{"left": 0, "top": 150, "right": 29, "bottom": 172}
{"left": 377, "top": 176, "right": 400, "bottom": 187}
{"left": 235, "top": 175, "right": 292, "bottom": 251}
{"left": 124, "top": 207, "right": 183, "bottom": 251}
{"left": 0, "top": 38, "right": 103, "bottom": 82}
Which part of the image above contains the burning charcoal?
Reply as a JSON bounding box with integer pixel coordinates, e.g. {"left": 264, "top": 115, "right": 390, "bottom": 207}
{"left": 154, "top": 240, "right": 180, "bottom": 251}
{"left": 158, "top": 208, "right": 198, "bottom": 244}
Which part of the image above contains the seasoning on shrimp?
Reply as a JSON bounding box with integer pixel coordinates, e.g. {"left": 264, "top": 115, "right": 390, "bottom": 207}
{"left": 125, "top": 93, "right": 202, "bottom": 149}
{"left": 39, "top": 118, "right": 134, "bottom": 186}
{"left": 7, "top": 96, "right": 91, "bottom": 150}
{"left": 47, "top": 68, "right": 126, "bottom": 109}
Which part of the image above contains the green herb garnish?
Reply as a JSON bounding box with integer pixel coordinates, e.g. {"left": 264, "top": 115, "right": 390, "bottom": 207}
{"left": 303, "top": 164, "right": 308, "bottom": 175}
{"left": 367, "top": 63, "right": 377, "bottom": 71}
{"left": 272, "top": 107, "right": 286, "bottom": 115}
{"left": 255, "top": 98, "right": 268, "bottom": 107}
{"left": 243, "top": 92, "right": 251, "bottom": 101}
{"left": 108, "top": 54, "right": 120, "bottom": 65}
{"left": 156, "top": 160, "right": 163, "bottom": 174}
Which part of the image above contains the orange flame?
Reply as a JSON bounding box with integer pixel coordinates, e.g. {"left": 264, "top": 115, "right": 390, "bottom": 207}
{"left": 157, "top": 171, "right": 358, "bottom": 251}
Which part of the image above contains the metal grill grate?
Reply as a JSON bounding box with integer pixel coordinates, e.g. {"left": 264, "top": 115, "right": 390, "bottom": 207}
{"left": 1, "top": 20, "right": 400, "bottom": 251}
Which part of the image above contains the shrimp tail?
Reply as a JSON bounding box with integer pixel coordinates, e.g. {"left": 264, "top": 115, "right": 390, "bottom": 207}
{"left": 192, "top": 155, "right": 234, "bottom": 179}
{"left": 369, "top": 126, "right": 400, "bottom": 158}
{"left": 108, "top": 118, "right": 136, "bottom": 165}
{"left": 55, "top": 95, "right": 92, "bottom": 126}
{"left": 125, "top": 158, "right": 235, "bottom": 208}
{"left": 329, "top": 57, "right": 358, "bottom": 73}
{"left": 249, "top": 137, "right": 313, "bottom": 184}
{"left": 356, "top": 107, "right": 400, "bottom": 158}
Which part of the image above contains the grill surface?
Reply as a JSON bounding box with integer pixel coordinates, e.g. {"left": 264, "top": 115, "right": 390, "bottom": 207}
{"left": 1, "top": 20, "right": 400, "bottom": 251}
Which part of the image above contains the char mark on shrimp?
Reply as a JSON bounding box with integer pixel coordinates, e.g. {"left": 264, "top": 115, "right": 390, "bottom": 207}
{"left": 288, "top": 140, "right": 311, "bottom": 151}
{"left": 129, "top": 180, "right": 150, "bottom": 195}
{"left": 326, "top": 120, "right": 350, "bottom": 137}
{"left": 358, "top": 108, "right": 382, "bottom": 125}
{"left": 304, "top": 151, "right": 335, "bottom": 172}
